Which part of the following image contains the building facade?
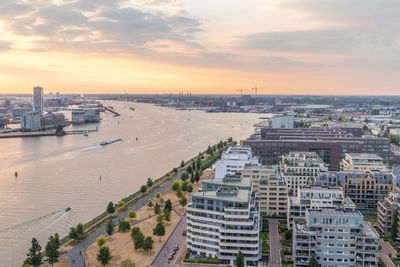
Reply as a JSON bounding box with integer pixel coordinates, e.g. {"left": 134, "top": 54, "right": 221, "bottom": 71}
{"left": 33, "top": 86, "right": 43, "bottom": 116}
{"left": 186, "top": 176, "right": 261, "bottom": 266}
{"left": 288, "top": 186, "right": 355, "bottom": 229}
{"left": 341, "top": 153, "right": 387, "bottom": 172}
{"left": 215, "top": 146, "right": 259, "bottom": 178}
{"left": 377, "top": 191, "right": 400, "bottom": 237}
{"left": 271, "top": 115, "right": 294, "bottom": 128}
{"left": 20, "top": 111, "right": 41, "bottom": 131}
{"left": 280, "top": 151, "right": 328, "bottom": 195}
{"left": 293, "top": 208, "right": 379, "bottom": 267}
{"left": 241, "top": 164, "right": 288, "bottom": 217}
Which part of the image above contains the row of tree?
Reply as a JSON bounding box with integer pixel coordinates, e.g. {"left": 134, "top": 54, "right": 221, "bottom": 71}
{"left": 24, "top": 234, "right": 60, "bottom": 267}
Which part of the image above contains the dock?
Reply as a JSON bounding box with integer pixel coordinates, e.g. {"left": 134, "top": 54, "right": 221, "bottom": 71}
{"left": 0, "top": 129, "right": 98, "bottom": 139}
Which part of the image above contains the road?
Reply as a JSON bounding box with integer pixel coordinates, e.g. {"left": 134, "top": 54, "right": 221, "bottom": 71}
{"left": 151, "top": 214, "right": 187, "bottom": 267}
{"left": 379, "top": 239, "right": 396, "bottom": 267}
{"left": 269, "top": 219, "right": 281, "bottom": 267}
{"left": 67, "top": 172, "right": 183, "bottom": 267}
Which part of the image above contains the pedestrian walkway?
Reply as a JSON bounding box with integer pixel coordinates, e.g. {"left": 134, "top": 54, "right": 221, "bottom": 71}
{"left": 269, "top": 219, "right": 282, "bottom": 267}
{"left": 379, "top": 239, "right": 397, "bottom": 267}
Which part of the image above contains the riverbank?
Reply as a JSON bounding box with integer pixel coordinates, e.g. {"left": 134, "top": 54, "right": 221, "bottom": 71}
{"left": 45, "top": 140, "right": 234, "bottom": 266}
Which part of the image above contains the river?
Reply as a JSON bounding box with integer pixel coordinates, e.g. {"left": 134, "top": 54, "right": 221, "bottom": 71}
{"left": 0, "top": 101, "right": 266, "bottom": 266}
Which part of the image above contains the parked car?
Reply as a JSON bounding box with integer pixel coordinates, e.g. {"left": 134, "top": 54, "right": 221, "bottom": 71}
{"left": 173, "top": 245, "right": 179, "bottom": 252}
{"left": 182, "top": 230, "right": 187, "bottom": 236}
{"left": 168, "top": 254, "right": 174, "bottom": 260}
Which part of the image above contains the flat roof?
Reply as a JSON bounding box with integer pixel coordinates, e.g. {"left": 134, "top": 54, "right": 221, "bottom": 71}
{"left": 345, "top": 153, "right": 383, "bottom": 160}
{"left": 202, "top": 177, "right": 251, "bottom": 188}
{"left": 308, "top": 208, "right": 362, "bottom": 217}
{"left": 192, "top": 188, "right": 249, "bottom": 203}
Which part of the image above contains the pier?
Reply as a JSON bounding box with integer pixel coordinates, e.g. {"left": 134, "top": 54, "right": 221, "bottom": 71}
{"left": 0, "top": 129, "right": 98, "bottom": 139}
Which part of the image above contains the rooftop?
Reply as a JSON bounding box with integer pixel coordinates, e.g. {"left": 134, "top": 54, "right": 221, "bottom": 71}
{"left": 345, "top": 153, "right": 383, "bottom": 161}
{"left": 192, "top": 187, "right": 250, "bottom": 203}
{"left": 308, "top": 208, "right": 362, "bottom": 218}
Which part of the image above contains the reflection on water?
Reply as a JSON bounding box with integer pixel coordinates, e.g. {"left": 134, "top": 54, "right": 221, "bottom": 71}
{"left": 0, "top": 101, "right": 266, "bottom": 266}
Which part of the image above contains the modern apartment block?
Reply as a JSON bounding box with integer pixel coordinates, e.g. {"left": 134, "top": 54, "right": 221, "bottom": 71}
{"left": 340, "top": 171, "right": 393, "bottom": 210}
{"left": 241, "top": 127, "right": 400, "bottom": 168}
{"left": 288, "top": 186, "right": 355, "bottom": 229}
{"left": 215, "top": 146, "right": 259, "bottom": 178}
{"left": 186, "top": 176, "right": 261, "bottom": 266}
{"left": 377, "top": 191, "right": 400, "bottom": 237}
{"left": 241, "top": 164, "right": 288, "bottom": 217}
{"left": 293, "top": 208, "right": 379, "bottom": 267}
{"left": 280, "top": 151, "right": 328, "bottom": 195}
{"left": 341, "top": 153, "right": 388, "bottom": 172}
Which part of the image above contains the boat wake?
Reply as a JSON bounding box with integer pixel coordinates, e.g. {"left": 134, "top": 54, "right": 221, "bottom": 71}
{"left": 0, "top": 209, "right": 66, "bottom": 232}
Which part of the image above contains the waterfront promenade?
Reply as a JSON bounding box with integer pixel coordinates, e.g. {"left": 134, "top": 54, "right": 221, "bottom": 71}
{"left": 67, "top": 171, "right": 184, "bottom": 266}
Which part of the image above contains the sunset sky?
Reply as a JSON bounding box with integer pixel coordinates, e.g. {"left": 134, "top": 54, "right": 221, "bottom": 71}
{"left": 0, "top": 0, "right": 399, "bottom": 95}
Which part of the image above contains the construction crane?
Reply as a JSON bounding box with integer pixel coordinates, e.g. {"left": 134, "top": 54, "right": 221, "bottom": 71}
{"left": 236, "top": 89, "right": 244, "bottom": 101}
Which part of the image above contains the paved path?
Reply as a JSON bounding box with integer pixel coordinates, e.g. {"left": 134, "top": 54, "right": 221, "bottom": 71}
{"left": 151, "top": 214, "right": 187, "bottom": 267}
{"left": 379, "top": 239, "right": 397, "bottom": 267}
{"left": 269, "top": 219, "right": 281, "bottom": 267}
{"left": 67, "top": 173, "right": 183, "bottom": 267}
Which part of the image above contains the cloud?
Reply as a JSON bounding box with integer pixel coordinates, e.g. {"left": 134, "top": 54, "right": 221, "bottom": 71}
{"left": 0, "top": 41, "right": 11, "bottom": 51}
{"left": 0, "top": 0, "right": 201, "bottom": 54}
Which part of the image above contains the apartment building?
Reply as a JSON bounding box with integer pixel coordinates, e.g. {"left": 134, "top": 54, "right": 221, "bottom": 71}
{"left": 340, "top": 171, "right": 393, "bottom": 210}
{"left": 241, "top": 164, "right": 288, "bottom": 217}
{"left": 280, "top": 151, "right": 328, "bottom": 195}
{"left": 288, "top": 186, "right": 355, "bottom": 228}
{"left": 341, "top": 153, "right": 388, "bottom": 172}
{"left": 377, "top": 191, "right": 400, "bottom": 237}
{"left": 293, "top": 208, "right": 379, "bottom": 267}
{"left": 241, "top": 127, "right": 400, "bottom": 168}
{"left": 215, "top": 146, "right": 259, "bottom": 178}
{"left": 186, "top": 176, "right": 261, "bottom": 266}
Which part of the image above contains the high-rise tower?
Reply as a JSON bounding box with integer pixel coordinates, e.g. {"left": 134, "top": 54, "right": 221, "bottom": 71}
{"left": 33, "top": 86, "right": 43, "bottom": 116}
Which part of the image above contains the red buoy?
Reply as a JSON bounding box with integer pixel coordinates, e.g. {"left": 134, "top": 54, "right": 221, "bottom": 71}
{"left": 136, "top": 137, "right": 138, "bottom": 141}
{"left": 15, "top": 171, "right": 18, "bottom": 177}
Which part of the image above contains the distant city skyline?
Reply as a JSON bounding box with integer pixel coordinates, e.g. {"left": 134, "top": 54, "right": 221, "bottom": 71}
{"left": 0, "top": 0, "right": 400, "bottom": 95}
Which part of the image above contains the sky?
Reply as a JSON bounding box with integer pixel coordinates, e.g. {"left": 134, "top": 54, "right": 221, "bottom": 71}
{"left": 0, "top": 0, "right": 399, "bottom": 95}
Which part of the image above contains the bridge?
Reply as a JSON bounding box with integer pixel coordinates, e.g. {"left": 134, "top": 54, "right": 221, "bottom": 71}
{"left": 65, "top": 129, "right": 98, "bottom": 135}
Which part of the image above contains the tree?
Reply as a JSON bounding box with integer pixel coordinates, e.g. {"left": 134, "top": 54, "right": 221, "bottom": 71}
{"left": 55, "top": 125, "right": 66, "bottom": 136}
{"left": 190, "top": 173, "right": 195, "bottom": 183}
{"left": 148, "top": 200, "right": 153, "bottom": 207}
{"left": 143, "top": 236, "right": 154, "bottom": 254}
{"left": 153, "top": 222, "right": 165, "bottom": 241}
{"left": 187, "top": 165, "right": 193, "bottom": 174}
{"left": 192, "top": 161, "right": 196, "bottom": 171}
{"left": 181, "top": 172, "right": 188, "bottom": 181}
{"left": 196, "top": 158, "right": 201, "bottom": 170}
{"left": 392, "top": 210, "right": 399, "bottom": 239}
{"left": 235, "top": 251, "right": 244, "bottom": 267}
{"left": 120, "top": 259, "right": 136, "bottom": 267}
{"left": 172, "top": 181, "right": 180, "bottom": 191}
{"left": 69, "top": 227, "right": 78, "bottom": 240}
{"left": 131, "top": 227, "right": 141, "bottom": 239}
{"left": 25, "top": 238, "right": 42, "bottom": 267}
{"left": 97, "top": 237, "right": 107, "bottom": 247}
{"left": 194, "top": 170, "right": 200, "bottom": 183}
{"left": 308, "top": 255, "right": 319, "bottom": 267}
{"left": 179, "top": 196, "right": 187, "bottom": 207}
{"left": 187, "top": 184, "right": 193, "bottom": 193}
{"left": 154, "top": 202, "right": 161, "bottom": 215}
{"left": 76, "top": 223, "right": 84, "bottom": 237}
{"left": 164, "top": 199, "right": 172, "bottom": 211}
{"left": 119, "top": 220, "right": 130, "bottom": 232}
{"left": 128, "top": 210, "right": 136, "bottom": 221}
{"left": 155, "top": 192, "right": 161, "bottom": 198}
{"left": 180, "top": 160, "right": 185, "bottom": 168}
{"left": 140, "top": 185, "right": 147, "bottom": 193}
{"left": 157, "top": 214, "right": 164, "bottom": 224}
{"left": 164, "top": 209, "right": 171, "bottom": 222}
{"left": 97, "top": 246, "right": 112, "bottom": 267}
{"left": 107, "top": 201, "right": 115, "bottom": 214}
{"left": 53, "top": 233, "right": 60, "bottom": 248}
{"left": 134, "top": 232, "right": 144, "bottom": 250}
{"left": 181, "top": 181, "right": 189, "bottom": 191}
{"left": 106, "top": 220, "right": 114, "bottom": 236}
{"left": 45, "top": 235, "right": 60, "bottom": 267}
{"left": 172, "top": 167, "right": 178, "bottom": 173}
{"left": 176, "top": 188, "right": 183, "bottom": 198}
{"left": 146, "top": 177, "right": 153, "bottom": 187}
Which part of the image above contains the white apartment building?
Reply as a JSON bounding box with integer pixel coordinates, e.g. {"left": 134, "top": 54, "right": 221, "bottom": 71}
{"left": 271, "top": 115, "right": 294, "bottom": 128}
{"left": 280, "top": 151, "right": 328, "bottom": 195}
{"left": 293, "top": 208, "right": 379, "bottom": 267}
{"left": 20, "top": 111, "right": 41, "bottom": 131}
{"left": 341, "top": 153, "right": 388, "bottom": 172}
{"left": 288, "top": 185, "right": 355, "bottom": 229}
{"left": 215, "top": 146, "right": 259, "bottom": 178}
{"left": 187, "top": 176, "right": 261, "bottom": 266}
